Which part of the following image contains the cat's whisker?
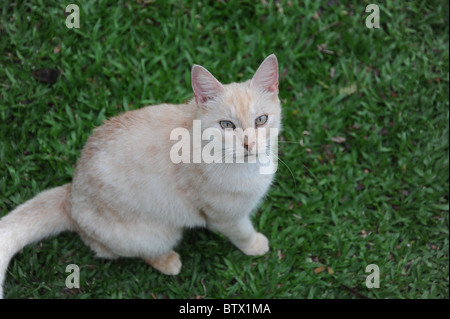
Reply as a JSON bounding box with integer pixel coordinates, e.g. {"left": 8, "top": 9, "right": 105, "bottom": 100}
{"left": 220, "top": 147, "right": 236, "bottom": 163}
{"left": 265, "top": 149, "right": 297, "bottom": 191}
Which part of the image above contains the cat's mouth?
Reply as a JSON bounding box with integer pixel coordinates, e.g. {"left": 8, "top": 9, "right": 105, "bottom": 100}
{"left": 219, "top": 144, "right": 273, "bottom": 163}
{"left": 242, "top": 151, "right": 259, "bottom": 160}
{"left": 235, "top": 146, "right": 268, "bottom": 159}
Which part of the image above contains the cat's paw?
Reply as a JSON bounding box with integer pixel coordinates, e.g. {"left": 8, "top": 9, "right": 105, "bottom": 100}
{"left": 145, "top": 250, "right": 182, "bottom": 275}
{"left": 240, "top": 233, "right": 269, "bottom": 256}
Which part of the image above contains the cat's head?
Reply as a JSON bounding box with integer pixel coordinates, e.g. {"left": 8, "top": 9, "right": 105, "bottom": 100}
{"left": 191, "top": 54, "right": 281, "bottom": 166}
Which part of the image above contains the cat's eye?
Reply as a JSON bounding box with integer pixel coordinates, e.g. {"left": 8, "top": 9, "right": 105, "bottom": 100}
{"left": 255, "top": 115, "right": 268, "bottom": 126}
{"left": 220, "top": 120, "right": 236, "bottom": 130}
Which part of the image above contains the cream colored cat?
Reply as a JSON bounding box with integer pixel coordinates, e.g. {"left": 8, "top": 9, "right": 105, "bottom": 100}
{"left": 0, "top": 54, "right": 281, "bottom": 298}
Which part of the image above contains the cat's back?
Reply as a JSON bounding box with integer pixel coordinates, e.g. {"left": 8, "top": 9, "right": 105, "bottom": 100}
{"left": 95, "top": 102, "right": 195, "bottom": 142}
{"left": 83, "top": 102, "right": 195, "bottom": 152}
{"left": 74, "top": 101, "right": 197, "bottom": 180}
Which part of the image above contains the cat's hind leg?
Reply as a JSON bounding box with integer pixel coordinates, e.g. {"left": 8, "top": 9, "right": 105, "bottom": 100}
{"left": 78, "top": 231, "right": 119, "bottom": 259}
{"left": 144, "top": 250, "right": 182, "bottom": 275}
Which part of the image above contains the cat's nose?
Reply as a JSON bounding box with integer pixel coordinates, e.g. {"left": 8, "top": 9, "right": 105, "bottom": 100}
{"left": 244, "top": 141, "right": 256, "bottom": 152}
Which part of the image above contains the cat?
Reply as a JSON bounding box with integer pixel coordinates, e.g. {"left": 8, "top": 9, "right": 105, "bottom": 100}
{"left": 0, "top": 54, "right": 281, "bottom": 298}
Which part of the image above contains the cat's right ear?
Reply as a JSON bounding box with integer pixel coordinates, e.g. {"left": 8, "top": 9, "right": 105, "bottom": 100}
{"left": 191, "top": 65, "right": 224, "bottom": 107}
{"left": 250, "top": 54, "right": 279, "bottom": 94}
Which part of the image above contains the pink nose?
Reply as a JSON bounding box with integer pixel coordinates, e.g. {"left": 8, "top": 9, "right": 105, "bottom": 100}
{"left": 244, "top": 141, "right": 256, "bottom": 152}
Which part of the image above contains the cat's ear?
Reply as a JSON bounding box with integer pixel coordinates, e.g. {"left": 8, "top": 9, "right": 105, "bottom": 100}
{"left": 191, "top": 64, "right": 225, "bottom": 106}
{"left": 250, "top": 54, "right": 279, "bottom": 94}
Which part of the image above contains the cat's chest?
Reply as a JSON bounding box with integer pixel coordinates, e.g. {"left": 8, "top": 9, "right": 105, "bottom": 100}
{"left": 195, "top": 164, "right": 273, "bottom": 215}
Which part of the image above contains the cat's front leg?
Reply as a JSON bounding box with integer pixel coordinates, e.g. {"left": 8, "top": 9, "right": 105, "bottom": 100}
{"left": 207, "top": 217, "right": 269, "bottom": 256}
{"left": 238, "top": 231, "right": 270, "bottom": 256}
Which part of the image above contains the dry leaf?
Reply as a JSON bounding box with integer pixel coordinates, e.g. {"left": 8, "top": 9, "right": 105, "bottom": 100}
{"left": 327, "top": 267, "right": 334, "bottom": 274}
{"left": 317, "top": 43, "right": 335, "bottom": 55}
{"left": 339, "top": 83, "right": 357, "bottom": 96}
{"left": 314, "top": 265, "right": 326, "bottom": 274}
{"left": 331, "top": 136, "right": 346, "bottom": 144}
{"left": 358, "top": 230, "right": 369, "bottom": 238}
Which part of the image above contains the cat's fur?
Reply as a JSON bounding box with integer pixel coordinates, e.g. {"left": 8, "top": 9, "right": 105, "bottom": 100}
{"left": 0, "top": 54, "right": 281, "bottom": 298}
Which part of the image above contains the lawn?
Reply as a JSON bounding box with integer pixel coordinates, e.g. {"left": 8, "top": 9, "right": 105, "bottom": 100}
{"left": 0, "top": 0, "right": 448, "bottom": 299}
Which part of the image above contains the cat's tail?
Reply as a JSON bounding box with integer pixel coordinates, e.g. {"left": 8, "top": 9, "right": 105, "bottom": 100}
{"left": 0, "top": 184, "right": 74, "bottom": 299}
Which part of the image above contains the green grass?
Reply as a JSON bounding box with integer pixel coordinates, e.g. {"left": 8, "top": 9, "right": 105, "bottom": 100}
{"left": 0, "top": 0, "right": 448, "bottom": 299}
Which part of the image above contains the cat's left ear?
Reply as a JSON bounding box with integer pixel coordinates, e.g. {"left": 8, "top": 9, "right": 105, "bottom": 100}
{"left": 250, "top": 54, "right": 279, "bottom": 94}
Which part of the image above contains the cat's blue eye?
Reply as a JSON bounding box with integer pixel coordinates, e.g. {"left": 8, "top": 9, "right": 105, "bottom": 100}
{"left": 220, "top": 120, "right": 236, "bottom": 130}
{"left": 255, "top": 115, "right": 268, "bottom": 126}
